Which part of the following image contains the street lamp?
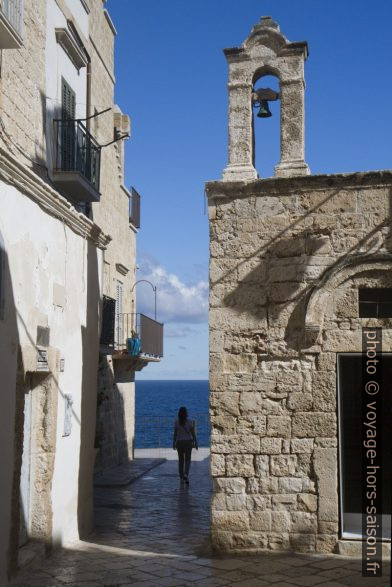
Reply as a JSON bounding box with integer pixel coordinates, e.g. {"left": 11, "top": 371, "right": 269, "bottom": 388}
{"left": 131, "top": 279, "right": 157, "bottom": 321}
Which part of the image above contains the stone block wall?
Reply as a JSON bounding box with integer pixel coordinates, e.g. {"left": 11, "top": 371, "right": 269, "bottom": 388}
{"left": 206, "top": 170, "right": 392, "bottom": 554}
{"left": 95, "top": 355, "right": 135, "bottom": 469}
{"left": 88, "top": 2, "right": 137, "bottom": 473}
{"left": 0, "top": 0, "right": 46, "bottom": 166}
{"left": 90, "top": 0, "right": 136, "bottom": 319}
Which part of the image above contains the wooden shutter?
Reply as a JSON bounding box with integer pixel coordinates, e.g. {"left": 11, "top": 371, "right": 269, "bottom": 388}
{"left": 61, "top": 78, "right": 76, "bottom": 119}
{"left": 116, "top": 282, "right": 123, "bottom": 314}
{"left": 100, "top": 296, "right": 116, "bottom": 347}
{"left": 61, "top": 78, "right": 76, "bottom": 170}
{"left": 130, "top": 187, "right": 141, "bottom": 229}
{"left": 115, "top": 281, "right": 124, "bottom": 347}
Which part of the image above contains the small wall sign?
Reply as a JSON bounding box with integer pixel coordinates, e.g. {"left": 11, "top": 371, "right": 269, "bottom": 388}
{"left": 36, "top": 348, "right": 49, "bottom": 371}
{"left": 63, "top": 394, "right": 73, "bottom": 437}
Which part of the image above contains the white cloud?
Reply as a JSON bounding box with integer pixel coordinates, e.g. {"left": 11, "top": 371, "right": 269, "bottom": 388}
{"left": 165, "top": 325, "right": 198, "bottom": 338}
{"left": 135, "top": 253, "right": 208, "bottom": 324}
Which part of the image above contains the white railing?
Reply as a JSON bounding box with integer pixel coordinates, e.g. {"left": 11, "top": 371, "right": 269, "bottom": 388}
{"left": 1, "top": 0, "right": 23, "bottom": 38}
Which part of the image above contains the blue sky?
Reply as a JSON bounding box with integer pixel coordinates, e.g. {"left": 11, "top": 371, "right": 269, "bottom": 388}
{"left": 106, "top": 0, "right": 392, "bottom": 380}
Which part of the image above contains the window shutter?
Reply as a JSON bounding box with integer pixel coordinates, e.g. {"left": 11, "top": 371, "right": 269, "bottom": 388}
{"left": 130, "top": 187, "right": 141, "bottom": 229}
{"left": 115, "top": 282, "right": 124, "bottom": 347}
{"left": 61, "top": 78, "right": 76, "bottom": 120}
{"left": 100, "top": 296, "right": 116, "bottom": 347}
{"left": 61, "top": 78, "right": 76, "bottom": 171}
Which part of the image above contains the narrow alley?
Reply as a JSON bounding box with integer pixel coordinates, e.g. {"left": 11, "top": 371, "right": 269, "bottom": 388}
{"left": 9, "top": 453, "right": 390, "bottom": 586}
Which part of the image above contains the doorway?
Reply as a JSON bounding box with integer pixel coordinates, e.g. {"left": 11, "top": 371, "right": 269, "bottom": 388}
{"left": 19, "top": 385, "right": 32, "bottom": 547}
{"left": 14, "top": 370, "right": 57, "bottom": 556}
{"left": 337, "top": 353, "right": 392, "bottom": 539}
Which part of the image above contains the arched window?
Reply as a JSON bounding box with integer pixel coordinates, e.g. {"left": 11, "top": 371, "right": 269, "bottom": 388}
{"left": 252, "top": 73, "right": 280, "bottom": 178}
{"left": 222, "top": 16, "right": 309, "bottom": 181}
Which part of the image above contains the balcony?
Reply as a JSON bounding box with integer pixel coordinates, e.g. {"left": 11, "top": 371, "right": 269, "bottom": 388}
{"left": 99, "top": 302, "right": 163, "bottom": 371}
{"left": 52, "top": 118, "right": 101, "bottom": 203}
{"left": 129, "top": 187, "right": 141, "bottom": 229}
{"left": 0, "top": 0, "right": 23, "bottom": 49}
{"left": 114, "top": 313, "right": 163, "bottom": 370}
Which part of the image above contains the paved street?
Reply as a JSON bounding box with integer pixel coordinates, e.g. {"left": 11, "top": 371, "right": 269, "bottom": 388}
{"left": 10, "top": 453, "right": 390, "bottom": 586}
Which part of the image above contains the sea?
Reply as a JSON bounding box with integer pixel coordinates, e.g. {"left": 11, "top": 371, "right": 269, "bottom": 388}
{"left": 135, "top": 380, "right": 210, "bottom": 448}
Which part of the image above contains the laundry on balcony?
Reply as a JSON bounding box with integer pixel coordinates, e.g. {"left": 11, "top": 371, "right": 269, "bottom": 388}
{"left": 127, "top": 334, "right": 141, "bottom": 356}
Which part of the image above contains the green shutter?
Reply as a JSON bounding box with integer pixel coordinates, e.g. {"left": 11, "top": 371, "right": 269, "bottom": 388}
{"left": 61, "top": 78, "right": 76, "bottom": 170}
{"left": 61, "top": 78, "right": 76, "bottom": 119}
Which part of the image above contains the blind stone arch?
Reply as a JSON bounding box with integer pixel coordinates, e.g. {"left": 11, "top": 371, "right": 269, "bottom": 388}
{"left": 304, "top": 254, "right": 392, "bottom": 344}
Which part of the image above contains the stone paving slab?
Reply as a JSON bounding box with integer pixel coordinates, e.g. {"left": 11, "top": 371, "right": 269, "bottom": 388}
{"left": 94, "top": 458, "right": 165, "bottom": 488}
{"left": 9, "top": 456, "right": 391, "bottom": 586}
{"left": 134, "top": 448, "right": 210, "bottom": 462}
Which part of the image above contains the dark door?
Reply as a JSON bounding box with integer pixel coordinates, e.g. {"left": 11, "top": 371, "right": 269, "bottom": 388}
{"left": 338, "top": 353, "right": 392, "bottom": 539}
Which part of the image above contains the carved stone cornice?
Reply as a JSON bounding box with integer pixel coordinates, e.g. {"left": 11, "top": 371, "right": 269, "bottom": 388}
{"left": 0, "top": 146, "right": 111, "bottom": 250}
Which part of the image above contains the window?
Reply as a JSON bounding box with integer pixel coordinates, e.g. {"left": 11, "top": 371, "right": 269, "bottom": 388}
{"left": 61, "top": 77, "right": 76, "bottom": 172}
{"left": 130, "top": 187, "right": 141, "bottom": 229}
{"left": 61, "top": 78, "right": 76, "bottom": 119}
{"left": 359, "top": 288, "right": 392, "bottom": 318}
{"left": 100, "top": 295, "right": 115, "bottom": 347}
{"left": 0, "top": 0, "right": 23, "bottom": 49}
{"left": 115, "top": 281, "right": 123, "bottom": 347}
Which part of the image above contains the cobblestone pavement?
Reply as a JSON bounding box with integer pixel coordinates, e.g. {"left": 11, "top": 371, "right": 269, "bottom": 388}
{"left": 10, "top": 454, "right": 390, "bottom": 586}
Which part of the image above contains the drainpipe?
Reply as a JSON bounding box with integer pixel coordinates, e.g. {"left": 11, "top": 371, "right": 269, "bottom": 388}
{"left": 86, "top": 58, "right": 91, "bottom": 132}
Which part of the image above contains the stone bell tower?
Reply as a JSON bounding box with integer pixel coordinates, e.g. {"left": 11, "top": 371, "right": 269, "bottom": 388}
{"left": 207, "top": 16, "right": 392, "bottom": 556}
{"left": 223, "top": 16, "right": 309, "bottom": 180}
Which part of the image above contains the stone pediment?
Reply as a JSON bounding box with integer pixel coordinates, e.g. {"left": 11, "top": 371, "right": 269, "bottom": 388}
{"left": 243, "top": 17, "right": 287, "bottom": 56}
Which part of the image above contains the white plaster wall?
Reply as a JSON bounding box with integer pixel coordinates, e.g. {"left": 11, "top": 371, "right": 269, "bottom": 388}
{"left": 0, "top": 219, "right": 18, "bottom": 587}
{"left": 46, "top": 0, "right": 88, "bottom": 174}
{"left": 64, "top": 0, "right": 89, "bottom": 38}
{"left": 0, "top": 180, "right": 103, "bottom": 549}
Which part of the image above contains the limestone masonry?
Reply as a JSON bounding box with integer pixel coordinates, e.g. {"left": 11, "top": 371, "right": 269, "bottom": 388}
{"left": 0, "top": 1, "right": 161, "bottom": 582}
{"left": 206, "top": 16, "right": 392, "bottom": 556}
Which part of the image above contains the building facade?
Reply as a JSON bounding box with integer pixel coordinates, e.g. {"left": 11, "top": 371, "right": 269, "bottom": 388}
{"left": 207, "top": 17, "right": 392, "bottom": 556}
{"left": 0, "top": 0, "right": 162, "bottom": 582}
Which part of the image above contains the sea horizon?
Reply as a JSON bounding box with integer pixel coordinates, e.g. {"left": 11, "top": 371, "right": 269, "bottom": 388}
{"left": 135, "top": 379, "right": 210, "bottom": 448}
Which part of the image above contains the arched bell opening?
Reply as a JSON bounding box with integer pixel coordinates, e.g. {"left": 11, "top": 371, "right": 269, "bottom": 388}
{"left": 252, "top": 72, "right": 280, "bottom": 178}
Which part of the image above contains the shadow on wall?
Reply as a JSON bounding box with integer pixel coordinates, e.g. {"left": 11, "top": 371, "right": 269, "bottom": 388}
{"left": 0, "top": 234, "right": 57, "bottom": 579}
{"left": 89, "top": 190, "right": 134, "bottom": 472}
{"left": 0, "top": 229, "right": 20, "bottom": 582}
{"left": 78, "top": 240, "right": 131, "bottom": 535}
{"left": 78, "top": 239, "right": 101, "bottom": 538}
{"left": 0, "top": 236, "right": 57, "bottom": 579}
{"left": 218, "top": 186, "right": 392, "bottom": 351}
{"left": 95, "top": 356, "right": 131, "bottom": 470}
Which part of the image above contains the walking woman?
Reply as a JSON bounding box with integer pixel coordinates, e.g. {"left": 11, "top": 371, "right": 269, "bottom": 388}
{"left": 173, "top": 406, "right": 198, "bottom": 484}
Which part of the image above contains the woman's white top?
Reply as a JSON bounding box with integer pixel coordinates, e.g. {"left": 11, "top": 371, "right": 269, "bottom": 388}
{"left": 174, "top": 419, "right": 193, "bottom": 441}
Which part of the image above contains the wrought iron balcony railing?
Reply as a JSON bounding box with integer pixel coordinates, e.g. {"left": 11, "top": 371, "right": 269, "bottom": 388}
{"left": 53, "top": 118, "right": 101, "bottom": 202}
{"left": 0, "top": 0, "right": 23, "bottom": 48}
{"left": 116, "top": 313, "right": 164, "bottom": 358}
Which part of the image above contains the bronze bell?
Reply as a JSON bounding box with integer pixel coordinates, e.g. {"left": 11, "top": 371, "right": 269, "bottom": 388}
{"left": 252, "top": 87, "right": 280, "bottom": 119}
{"left": 257, "top": 99, "right": 272, "bottom": 118}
